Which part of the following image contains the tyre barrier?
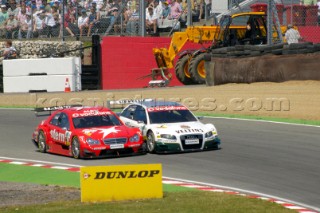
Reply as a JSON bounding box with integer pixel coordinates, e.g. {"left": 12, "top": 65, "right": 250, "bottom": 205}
{"left": 210, "top": 43, "right": 320, "bottom": 58}
{"left": 206, "top": 43, "right": 320, "bottom": 86}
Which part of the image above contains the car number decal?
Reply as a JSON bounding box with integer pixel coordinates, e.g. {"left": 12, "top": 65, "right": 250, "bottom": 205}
{"left": 185, "top": 139, "right": 199, "bottom": 145}
{"left": 110, "top": 144, "right": 124, "bottom": 149}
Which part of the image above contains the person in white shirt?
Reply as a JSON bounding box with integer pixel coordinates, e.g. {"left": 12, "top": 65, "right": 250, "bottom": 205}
{"left": 153, "top": 0, "right": 163, "bottom": 20}
{"left": 20, "top": 12, "right": 32, "bottom": 38}
{"left": 42, "top": 9, "right": 59, "bottom": 37}
{"left": 146, "top": 7, "right": 158, "bottom": 35}
{"left": 33, "top": 11, "right": 46, "bottom": 37}
{"left": 78, "top": 9, "right": 89, "bottom": 37}
{"left": 285, "top": 24, "right": 302, "bottom": 44}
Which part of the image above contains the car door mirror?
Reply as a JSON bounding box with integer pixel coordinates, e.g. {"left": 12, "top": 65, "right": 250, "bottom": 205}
{"left": 197, "top": 116, "right": 204, "bottom": 120}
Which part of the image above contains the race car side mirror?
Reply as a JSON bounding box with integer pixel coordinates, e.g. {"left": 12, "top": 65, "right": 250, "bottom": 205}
{"left": 197, "top": 116, "right": 204, "bottom": 120}
{"left": 137, "top": 120, "right": 145, "bottom": 124}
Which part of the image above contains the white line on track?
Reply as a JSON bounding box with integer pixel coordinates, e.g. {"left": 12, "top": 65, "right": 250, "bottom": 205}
{"left": 0, "top": 156, "right": 81, "bottom": 168}
{"left": 162, "top": 176, "right": 320, "bottom": 212}
{"left": 204, "top": 116, "right": 320, "bottom": 128}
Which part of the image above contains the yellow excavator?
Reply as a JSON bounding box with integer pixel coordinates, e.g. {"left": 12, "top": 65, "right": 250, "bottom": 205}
{"left": 152, "top": 12, "right": 288, "bottom": 85}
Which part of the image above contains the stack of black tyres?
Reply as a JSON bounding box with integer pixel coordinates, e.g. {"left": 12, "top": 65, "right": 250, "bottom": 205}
{"left": 210, "top": 42, "right": 320, "bottom": 58}
{"left": 282, "top": 42, "right": 320, "bottom": 55}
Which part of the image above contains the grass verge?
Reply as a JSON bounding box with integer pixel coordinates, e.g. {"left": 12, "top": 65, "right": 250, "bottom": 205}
{"left": 195, "top": 112, "right": 320, "bottom": 126}
{"left": 0, "top": 163, "right": 193, "bottom": 192}
{"left": 0, "top": 191, "right": 295, "bottom": 213}
{"left": 0, "top": 163, "right": 295, "bottom": 213}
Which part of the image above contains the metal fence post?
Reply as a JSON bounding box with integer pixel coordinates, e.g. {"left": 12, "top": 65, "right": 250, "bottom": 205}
{"left": 204, "top": 3, "right": 208, "bottom": 20}
{"left": 62, "top": 0, "right": 65, "bottom": 41}
{"left": 140, "top": 0, "right": 146, "bottom": 37}
{"left": 187, "top": 0, "right": 192, "bottom": 26}
{"left": 267, "top": 0, "right": 273, "bottom": 45}
{"left": 290, "top": 0, "right": 293, "bottom": 25}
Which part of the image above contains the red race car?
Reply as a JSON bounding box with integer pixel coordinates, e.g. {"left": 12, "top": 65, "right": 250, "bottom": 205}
{"left": 32, "top": 106, "right": 146, "bottom": 158}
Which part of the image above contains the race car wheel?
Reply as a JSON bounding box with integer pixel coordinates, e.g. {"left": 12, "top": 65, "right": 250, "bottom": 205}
{"left": 71, "top": 137, "right": 81, "bottom": 159}
{"left": 146, "top": 131, "right": 156, "bottom": 153}
{"left": 38, "top": 130, "right": 47, "bottom": 153}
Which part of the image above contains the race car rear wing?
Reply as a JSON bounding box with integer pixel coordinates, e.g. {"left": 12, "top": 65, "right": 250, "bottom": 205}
{"left": 106, "top": 99, "right": 153, "bottom": 111}
{"left": 33, "top": 105, "right": 83, "bottom": 116}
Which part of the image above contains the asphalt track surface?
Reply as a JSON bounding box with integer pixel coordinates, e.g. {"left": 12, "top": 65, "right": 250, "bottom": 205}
{"left": 0, "top": 109, "right": 319, "bottom": 210}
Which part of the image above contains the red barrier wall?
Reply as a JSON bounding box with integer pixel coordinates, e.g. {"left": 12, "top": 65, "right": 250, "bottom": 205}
{"left": 101, "top": 30, "right": 320, "bottom": 90}
{"left": 298, "top": 26, "right": 320, "bottom": 43}
{"left": 101, "top": 37, "right": 209, "bottom": 90}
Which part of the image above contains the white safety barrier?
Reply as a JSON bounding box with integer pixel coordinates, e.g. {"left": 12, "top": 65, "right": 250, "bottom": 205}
{"left": 3, "top": 57, "right": 81, "bottom": 93}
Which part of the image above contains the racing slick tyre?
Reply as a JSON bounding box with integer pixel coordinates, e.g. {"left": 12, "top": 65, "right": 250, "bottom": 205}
{"left": 189, "top": 53, "right": 206, "bottom": 84}
{"left": 175, "top": 54, "right": 195, "bottom": 85}
{"left": 38, "top": 130, "right": 47, "bottom": 153}
{"left": 71, "top": 137, "right": 81, "bottom": 159}
{"left": 146, "top": 131, "right": 156, "bottom": 153}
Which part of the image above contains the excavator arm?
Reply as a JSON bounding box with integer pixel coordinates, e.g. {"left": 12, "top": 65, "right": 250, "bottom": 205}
{"left": 152, "top": 26, "right": 218, "bottom": 69}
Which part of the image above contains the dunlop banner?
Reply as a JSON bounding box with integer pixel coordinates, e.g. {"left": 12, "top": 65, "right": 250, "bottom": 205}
{"left": 80, "top": 164, "right": 162, "bottom": 202}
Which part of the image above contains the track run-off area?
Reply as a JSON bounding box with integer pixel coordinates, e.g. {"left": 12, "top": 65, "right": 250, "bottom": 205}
{"left": 0, "top": 108, "right": 319, "bottom": 212}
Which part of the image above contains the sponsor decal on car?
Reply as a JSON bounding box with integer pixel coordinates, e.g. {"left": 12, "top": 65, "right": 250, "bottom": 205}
{"left": 50, "top": 129, "right": 72, "bottom": 145}
{"left": 92, "top": 147, "right": 105, "bottom": 150}
{"left": 180, "top": 125, "right": 190, "bottom": 129}
{"left": 72, "top": 110, "right": 111, "bottom": 118}
{"left": 50, "top": 129, "right": 65, "bottom": 142}
{"left": 147, "top": 106, "right": 187, "bottom": 112}
{"left": 97, "top": 127, "right": 121, "bottom": 138}
{"left": 65, "top": 131, "right": 72, "bottom": 145}
{"left": 175, "top": 129, "right": 204, "bottom": 134}
{"left": 82, "top": 129, "right": 98, "bottom": 136}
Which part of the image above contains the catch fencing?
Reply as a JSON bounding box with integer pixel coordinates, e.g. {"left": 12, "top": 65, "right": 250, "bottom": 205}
{"left": 0, "top": 0, "right": 318, "bottom": 41}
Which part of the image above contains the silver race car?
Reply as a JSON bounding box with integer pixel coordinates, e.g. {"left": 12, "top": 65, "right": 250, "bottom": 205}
{"left": 118, "top": 100, "right": 221, "bottom": 153}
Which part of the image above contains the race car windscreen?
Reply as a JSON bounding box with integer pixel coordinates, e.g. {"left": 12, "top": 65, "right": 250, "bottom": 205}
{"left": 148, "top": 109, "right": 197, "bottom": 124}
{"left": 73, "top": 114, "right": 122, "bottom": 128}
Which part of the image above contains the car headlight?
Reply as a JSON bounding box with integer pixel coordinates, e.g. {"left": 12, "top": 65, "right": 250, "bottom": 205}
{"left": 129, "top": 134, "right": 140, "bottom": 142}
{"left": 205, "top": 131, "right": 213, "bottom": 138}
{"left": 160, "top": 134, "right": 176, "bottom": 140}
{"left": 86, "top": 138, "right": 100, "bottom": 145}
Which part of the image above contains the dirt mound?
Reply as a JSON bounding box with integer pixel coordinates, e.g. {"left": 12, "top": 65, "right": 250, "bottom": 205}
{"left": 0, "top": 182, "right": 80, "bottom": 207}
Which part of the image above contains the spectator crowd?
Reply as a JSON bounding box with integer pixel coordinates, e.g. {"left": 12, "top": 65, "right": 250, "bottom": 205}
{"left": 0, "top": 0, "right": 205, "bottom": 38}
